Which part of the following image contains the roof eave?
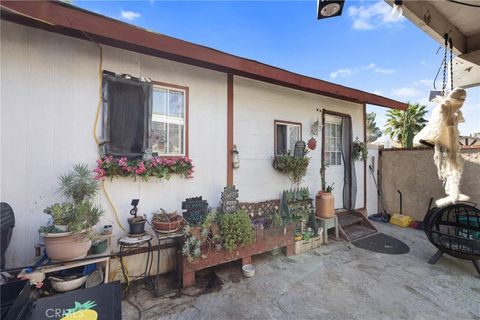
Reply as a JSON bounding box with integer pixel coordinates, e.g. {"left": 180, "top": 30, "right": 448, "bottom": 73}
{"left": 0, "top": 0, "right": 407, "bottom": 110}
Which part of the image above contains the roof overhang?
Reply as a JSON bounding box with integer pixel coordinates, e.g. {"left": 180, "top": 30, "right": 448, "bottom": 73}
{"left": 385, "top": 0, "right": 480, "bottom": 89}
{"left": 1, "top": 0, "right": 407, "bottom": 110}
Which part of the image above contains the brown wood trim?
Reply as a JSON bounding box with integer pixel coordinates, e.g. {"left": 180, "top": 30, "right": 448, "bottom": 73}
{"left": 363, "top": 103, "right": 367, "bottom": 211}
{"left": 0, "top": 1, "right": 407, "bottom": 111}
{"left": 151, "top": 80, "right": 189, "bottom": 158}
{"left": 323, "top": 109, "right": 352, "bottom": 118}
{"left": 321, "top": 109, "right": 353, "bottom": 209}
{"left": 227, "top": 74, "right": 234, "bottom": 186}
{"left": 273, "top": 120, "right": 303, "bottom": 156}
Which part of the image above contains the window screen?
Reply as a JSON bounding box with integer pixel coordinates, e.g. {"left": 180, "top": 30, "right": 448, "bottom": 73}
{"left": 102, "top": 74, "right": 151, "bottom": 158}
{"left": 275, "top": 122, "right": 301, "bottom": 155}
{"left": 324, "top": 119, "right": 342, "bottom": 166}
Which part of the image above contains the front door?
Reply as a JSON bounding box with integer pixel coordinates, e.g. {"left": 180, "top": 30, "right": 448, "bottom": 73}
{"left": 323, "top": 114, "right": 345, "bottom": 209}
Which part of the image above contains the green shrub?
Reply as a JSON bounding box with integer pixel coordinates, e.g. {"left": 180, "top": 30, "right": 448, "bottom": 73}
{"left": 219, "top": 210, "right": 255, "bottom": 251}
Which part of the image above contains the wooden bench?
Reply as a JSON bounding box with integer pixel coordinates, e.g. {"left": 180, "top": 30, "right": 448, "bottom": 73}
{"left": 181, "top": 200, "right": 295, "bottom": 287}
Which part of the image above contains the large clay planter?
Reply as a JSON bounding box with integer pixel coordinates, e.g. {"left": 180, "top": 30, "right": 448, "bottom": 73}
{"left": 152, "top": 216, "right": 183, "bottom": 232}
{"left": 316, "top": 191, "right": 335, "bottom": 218}
{"left": 42, "top": 231, "right": 92, "bottom": 261}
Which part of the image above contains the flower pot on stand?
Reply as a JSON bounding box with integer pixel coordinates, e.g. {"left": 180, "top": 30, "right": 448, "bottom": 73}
{"left": 152, "top": 216, "right": 183, "bottom": 232}
{"left": 43, "top": 231, "right": 92, "bottom": 261}
{"left": 128, "top": 217, "right": 146, "bottom": 235}
{"left": 316, "top": 191, "right": 335, "bottom": 218}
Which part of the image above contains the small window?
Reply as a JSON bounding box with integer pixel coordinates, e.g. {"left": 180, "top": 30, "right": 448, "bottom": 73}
{"left": 102, "top": 73, "right": 188, "bottom": 158}
{"left": 151, "top": 86, "right": 186, "bottom": 156}
{"left": 275, "top": 121, "right": 302, "bottom": 155}
{"left": 324, "top": 118, "right": 342, "bottom": 166}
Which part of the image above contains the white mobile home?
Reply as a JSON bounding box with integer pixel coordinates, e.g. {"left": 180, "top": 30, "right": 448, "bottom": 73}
{"left": 0, "top": 1, "right": 406, "bottom": 269}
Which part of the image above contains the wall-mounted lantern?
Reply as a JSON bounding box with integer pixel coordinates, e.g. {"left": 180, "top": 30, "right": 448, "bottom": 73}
{"left": 232, "top": 145, "right": 240, "bottom": 169}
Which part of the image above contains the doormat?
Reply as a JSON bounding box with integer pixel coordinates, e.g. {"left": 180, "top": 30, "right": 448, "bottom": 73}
{"left": 352, "top": 233, "right": 410, "bottom": 254}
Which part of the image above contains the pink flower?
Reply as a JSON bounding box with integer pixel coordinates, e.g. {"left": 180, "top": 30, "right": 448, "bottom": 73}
{"left": 96, "top": 159, "right": 103, "bottom": 165}
{"left": 104, "top": 155, "right": 113, "bottom": 164}
{"left": 135, "top": 161, "right": 146, "bottom": 175}
{"left": 94, "top": 168, "right": 106, "bottom": 180}
{"left": 118, "top": 157, "right": 128, "bottom": 167}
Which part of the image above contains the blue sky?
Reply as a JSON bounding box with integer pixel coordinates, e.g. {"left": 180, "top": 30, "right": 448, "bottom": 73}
{"left": 75, "top": 0, "right": 479, "bottom": 136}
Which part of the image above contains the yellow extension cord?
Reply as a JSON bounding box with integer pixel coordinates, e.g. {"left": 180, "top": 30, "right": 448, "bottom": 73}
{"left": 87, "top": 32, "right": 130, "bottom": 286}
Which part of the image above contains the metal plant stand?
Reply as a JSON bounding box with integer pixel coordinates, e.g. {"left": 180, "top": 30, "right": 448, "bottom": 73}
{"left": 118, "top": 234, "right": 153, "bottom": 295}
{"left": 153, "top": 230, "right": 183, "bottom": 297}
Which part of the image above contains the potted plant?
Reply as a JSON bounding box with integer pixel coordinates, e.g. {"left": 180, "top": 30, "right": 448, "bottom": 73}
{"left": 152, "top": 209, "right": 184, "bottom": 232}
{"left": 128, "top": 199, "right": 146, "bottom": 235}
{"left": 352, "top": 137, "right": 368, "bottom": 161}
{"left": 316, "top": 162, "right": 335, "bottom": 218}
{"left": 219, "top": 210, "right": 255, "bottom": 251}
{"left": 40, "top": 164, "right": 103, "bottom": 261}
{"left": 272, "top": 151, "right": 310, "bottom": 187}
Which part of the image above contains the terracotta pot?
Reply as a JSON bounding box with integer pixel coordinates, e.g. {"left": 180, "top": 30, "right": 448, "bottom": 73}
{"left": 42, "top": 231, "right": 92, "bottom": 261}
{"left": 152, "top": 216, "right": 183, "bottom": 231}
{"left": 316, "top": 191, "right": 335, "bottom": 218}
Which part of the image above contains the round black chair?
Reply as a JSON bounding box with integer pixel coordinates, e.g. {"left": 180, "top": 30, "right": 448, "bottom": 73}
{"left": 423, "top": 203, "right": 480, "bottom": 276}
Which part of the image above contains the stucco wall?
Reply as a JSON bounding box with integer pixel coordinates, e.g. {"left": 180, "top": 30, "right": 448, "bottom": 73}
{"left": 1, "top": 21, "right": 228, "bottom": 268}
{"left": 233, "top": 77, "right": 365, "bottom": 208}
{"left": 380, "top": 148, "right": 480, "bottom": 221}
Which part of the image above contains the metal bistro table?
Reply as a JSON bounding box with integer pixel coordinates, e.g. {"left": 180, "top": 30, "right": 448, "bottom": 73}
{"left": 153, "top": 229, "right": 183, "bottom": 297}
{"left": 118, "top": 234, "right": 153, "bottom": 295}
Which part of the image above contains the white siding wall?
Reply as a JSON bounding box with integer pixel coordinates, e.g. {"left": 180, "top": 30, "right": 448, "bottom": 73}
{"left": 233, "top": 77, "right": 365, "bottom": 208}
{"left": 1, "top": 21, "right": 227, "bottom": 268}
{"left": 1, "top": 21, "right": 367, "bottom": 271}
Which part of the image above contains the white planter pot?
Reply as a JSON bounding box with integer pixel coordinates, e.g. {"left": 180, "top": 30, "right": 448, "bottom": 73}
{"left": 42, "top": 231, "right": 91, "bottom": 261}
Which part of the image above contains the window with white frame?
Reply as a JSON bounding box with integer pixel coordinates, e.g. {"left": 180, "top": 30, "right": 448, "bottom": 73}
{"left": 275, "top": 121, "right": 302, "bottom": 156}
{"left": 102, "top": 73, "right": 187, "bottom": 158}
{"left": 324, "top": 117, "right": 342, "bottom": 166}
{"left": 151, "top": 86, "right": 186, "bottom": 156}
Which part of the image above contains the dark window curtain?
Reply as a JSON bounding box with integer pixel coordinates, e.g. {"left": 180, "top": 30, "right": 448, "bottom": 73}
{"left": 103, "top": 75, "right": 151, "bottom": 158}
{"left": 276, "top": 124, "right": 287, "bottom": 155}
{"left": 341, "top": 116, "right": 357, "bottom": 210}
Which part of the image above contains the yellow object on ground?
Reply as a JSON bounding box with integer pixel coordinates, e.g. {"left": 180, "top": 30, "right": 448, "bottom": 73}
{"left": 390, "top": 214, "right": 413, "bottom": 228}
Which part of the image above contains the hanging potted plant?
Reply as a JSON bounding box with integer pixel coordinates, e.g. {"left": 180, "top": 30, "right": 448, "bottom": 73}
{"left": 272, "top": 150, "right": 310, "bottom": 187}
{"left": 152, "top": 209, "right": 184, "bottom": 233}
{"left": 39, "top": 164, "right": 103, "bottom": 261}
{"left": 315, "top": 162, "right": 335, "bottom": 218}
{"left": 352, "top": 137, "right": 368, "bottom": 161}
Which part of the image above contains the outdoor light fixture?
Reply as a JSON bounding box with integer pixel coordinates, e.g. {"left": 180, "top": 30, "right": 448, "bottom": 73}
{"left": 232, "top": 145, "right": 240, "bottom": 169}
{"left": 391, "top": 0, "right": 403, "bottom": 20}
{"left": 317, "top": 0, "right": 345, "bottom": 20}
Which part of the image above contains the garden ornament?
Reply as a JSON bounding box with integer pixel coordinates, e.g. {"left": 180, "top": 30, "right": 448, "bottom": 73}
{"left": 413, "top": 87, "right": 469, "bottom": 207}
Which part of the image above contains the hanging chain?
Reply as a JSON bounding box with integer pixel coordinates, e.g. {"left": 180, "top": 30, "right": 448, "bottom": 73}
{"left": 449, "top": 37, "right": 454, "bottom": 90}
{"left": 442, "top": 34, "right": 448, "bottom": 97}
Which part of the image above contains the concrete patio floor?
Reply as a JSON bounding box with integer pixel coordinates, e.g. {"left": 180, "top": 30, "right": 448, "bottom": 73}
{"left": 122, "top": 222, "right": 480, "bottom": 320}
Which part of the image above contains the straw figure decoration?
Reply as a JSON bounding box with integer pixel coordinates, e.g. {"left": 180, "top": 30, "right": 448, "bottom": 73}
{"left": 413, "top": 88, "right": 469, "bottom": 207}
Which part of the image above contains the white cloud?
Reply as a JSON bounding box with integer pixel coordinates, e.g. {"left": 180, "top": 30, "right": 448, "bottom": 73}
{"left": 330, "top": 63, "right": 394, "bottom": 79}
{"left": 121, "top": 10, "right": 141, "bottom": 21}
{"left": 420, "top": 60, "right": 427, "bottom": 65}
{"left": 412, "top": 79, "right": 433, "bottom": 87}
{"left": 372, "top": 90, "right": 383, "bottom": 95}
{"left": 392, "top": 87, "right": 422, "bottom": 100}
{"left": 330, "top": 68, "right": 353, "bottom": 78}
{"left": 375, "top": 68, "right": 395, "bottom": 74}
{"left": 348, "top": 1, "right": 404, "bottom": 31}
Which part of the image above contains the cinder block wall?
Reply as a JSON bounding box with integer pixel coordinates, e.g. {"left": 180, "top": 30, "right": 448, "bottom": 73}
{"left": 379, "top": 148, "right": 480, "bottom": 221}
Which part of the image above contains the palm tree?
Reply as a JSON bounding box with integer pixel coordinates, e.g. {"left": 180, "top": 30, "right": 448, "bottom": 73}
{"left": 366, "top": 112, "right": 382, "bottom": 142}
{"left": 384, "top": 103, "right": 428, "bottom": 148}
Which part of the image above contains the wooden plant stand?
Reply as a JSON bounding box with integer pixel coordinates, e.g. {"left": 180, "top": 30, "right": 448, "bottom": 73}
{"left": 181, "top": 224, "right": 294, "bottom": 288}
